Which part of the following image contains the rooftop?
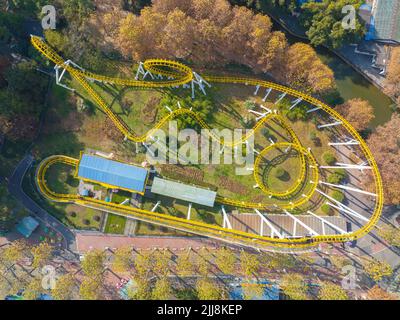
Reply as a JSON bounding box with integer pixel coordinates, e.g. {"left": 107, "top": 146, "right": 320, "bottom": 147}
{"left": 150, "top": 177, "right": 217, "bottom": 207}
{"left": 370, "top": 0, "right": 400, "bottom": 43}
{"left": 77, "top": 154, "right": 148, "bottom": 193}
{"left": 16, "top": 216, "right": 39, "bottom": 238}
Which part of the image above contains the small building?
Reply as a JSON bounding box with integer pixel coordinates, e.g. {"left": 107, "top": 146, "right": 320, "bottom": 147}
{"left": 16, "top": 216, "right": 39, "bottom": 238}
{"left": 150, "top": 177, "right": 217, "bottom": 207}
{"left": 366, "top": 0, "right": 400, "bottom": 44}
{"left": 76, "top": 154, "right": 148, "bottom": 194}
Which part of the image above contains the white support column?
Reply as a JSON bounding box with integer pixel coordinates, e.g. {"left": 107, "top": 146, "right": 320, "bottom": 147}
{"left": 315, "top": 189, "right": 369, "bottom": 222}
{"left": 319, "top": 163, "right": 372, "bottom": 170}
{"left": 221, "top": 206, "right": 232, "bottom": 229}
{"left": 187, "top": 203, "right": 192, "bottom": 220}
{"left": 254, "top": 85, "right": 260, "bottom": 95}
{"left": 307, "top": 106, "right": 321, "bottom": 113}
{"left": 293, "top": 220, "right": 297, "bottom": 237}
{"left": 254, "top": 210, "right": 284, "bottom": 239}
{"left": 328, "top": 139, "right": 360, "bottom": 146}
{"left": 164, "top": 105, "right": 173, "bottom": 113}
{"left": 307, "top": 211, "right": 347, "bottom": 234}
{"left": 151, "top": 201, "right": 161, "bottom": 212}
{"left": 289, "top": 98, "right": 302, "bottom": 110}
{"left": 135, "top": 62, "right": 155, "bottom": 80}
{"left": 284, "top": 210, "right": 319, "bottom": 236}
{"left": 319, "top": 181, "right": 377, "bottom": 197}
{"left": 262, "top": 88, "right": 272, "bottom": 102}
{"left": 275, "top": 92, "right": 287, "bottom": 105}
{"left": 318, "top": 121, "right": 342, "bottom": 129}
{"left": 142, "top": 142, "right": 155, "bottom": 157}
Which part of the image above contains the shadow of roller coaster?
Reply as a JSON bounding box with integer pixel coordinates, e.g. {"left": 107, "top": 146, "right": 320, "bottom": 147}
{"left": 31, "top": 35, "right": 383, "bottom": 250}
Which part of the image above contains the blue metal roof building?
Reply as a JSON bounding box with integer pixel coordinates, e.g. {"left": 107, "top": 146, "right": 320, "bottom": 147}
{"left": 16, "top": 216, "right": 39, "bottom": 238}
{"left": 77, "top": 154, "right": 148, "bottom": 193}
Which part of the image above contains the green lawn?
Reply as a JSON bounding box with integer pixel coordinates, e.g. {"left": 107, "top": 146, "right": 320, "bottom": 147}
{"left": 104, "top": 214, "right": 127, "bottom": 234}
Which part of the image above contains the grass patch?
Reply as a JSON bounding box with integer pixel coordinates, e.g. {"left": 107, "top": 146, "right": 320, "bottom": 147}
{"left": 104, "top": 214, "right": 127, "bottom": 234}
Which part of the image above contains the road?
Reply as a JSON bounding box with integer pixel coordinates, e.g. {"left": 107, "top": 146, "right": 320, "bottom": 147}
{"left": 7, "top": 154, "right": 77, "bottom": 252}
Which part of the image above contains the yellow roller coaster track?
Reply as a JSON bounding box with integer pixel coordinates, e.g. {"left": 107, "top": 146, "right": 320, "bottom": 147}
{"left": 31, "top": 36, "right": 383, "bottom": 249}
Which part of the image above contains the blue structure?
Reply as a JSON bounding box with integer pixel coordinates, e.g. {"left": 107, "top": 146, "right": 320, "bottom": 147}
{"left": 16, "top": 216, "right": 39, "bottom": 238}
{"left": 229, "top": 280, "right": 280, "bottom": 300}
{"left": 77, "top": 154, "right": 148, "bottom": 193}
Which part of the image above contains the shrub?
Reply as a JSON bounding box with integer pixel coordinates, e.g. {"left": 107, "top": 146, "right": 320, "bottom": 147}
{"left": 82, "top": 219, "right": 90, "bottom": 226}
{"left": 261, "top": 127, "right": 270, "bottom": 138}
{"left": 309, "top": 131, "right": 317, "bottom": 141}
{"left": 331, "top": 191, "right": 345, "bottom": 203}
{"left": 321, "top": 204, "right": 333, "bottom": 215}
{"left": 323, "top": 152, "right": 337, "bottom": 165}
{"left": 275, "top": 168, "right": 286, "bottom": 179}
{"left": 69, "top": 211, "right": 77, "bottom": 218}
{"left": 327, "top": 169, "right": 347, "bottom": 184}
{"left": 93, "top": 215, "right": 101, "bottom": 222}
{"left": 244, "top": 100, "right": 256, "bottom": 110}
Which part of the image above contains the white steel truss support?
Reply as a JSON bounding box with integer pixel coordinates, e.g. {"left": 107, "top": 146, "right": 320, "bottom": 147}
{"left": 254, "top": 210, "right": 284, "bottom": 239}
{"left": 142, "top": 142, "right": 155, "bottom": 157}
{"left": 164, "top": 105, "right": 173, "bottom": 113}
{"left": 307, "top": 211, "right": 347, "bottom": 234}
{"left": 318, "top": 121, "right": 342, "bottom": 129}
{"left": 262, "top": 88, "right": 272, "bottom": 102}
{"left": 135, "top": 62, "right": 155, "bottom": 80}
{"left": 319, "top": 163, "right": 372, "bottom": 170}
{"left": 315, "top": 189, "right": 369, "bottom": 222}
{"left": 289, "top": 98, "right": 302, "bottom": 110}
{"left": 319, "top": 180, "right": 377, "bottom": 197}
{"left": 187, "top": 203, "right": 192, "bottom": 220}
{"left": 191, "top": 72, "right": 211, "bottom": 99}
{"left": 328, "top": 139, "right": 360, "bottom": 146}
{"left": 221, "top": 206, "right": 232, "bottom": 229}
{"left": 307, "top": 106, "right": 321, "bottom": 113}
{"left": 275, "top": 92, "right": 287, "bottom": 104}
{"left": 284, "top": 210, "right": 319, "bottom": 236}
{"left": 254, "top": 85, "right": 260, "bottom": 95}
{"left": 151, "top": 201, "right": 161, "bottom": 212}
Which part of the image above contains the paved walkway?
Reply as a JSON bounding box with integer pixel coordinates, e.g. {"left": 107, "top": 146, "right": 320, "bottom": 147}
{"left": 75, "top": 233, "right": 222, "bottom": 253}
{"left": 7, "top": 154, "right": 77, "bottom": 252}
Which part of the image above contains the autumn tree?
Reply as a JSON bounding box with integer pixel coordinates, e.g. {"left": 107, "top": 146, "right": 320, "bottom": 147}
{"left": 128, "top": 277, "right": 152, "bottom": 300}
{"left": 366, "top": 285, "right": 398, "bottom": 300}
{"left": 377, "top": 225, "right": 400, "bottom": 247}
{"left": 196, "top": 278, "right": 222, "bottom": 300}
{"left": 153, "top": 249, "right": 171, "bottom": 277}
{"left": 79, "top": 277, "right": 102, "bottom": 300}
{"left": 215, "top": 247, "right": 236, "bottom": 274}
{"left": 285, "top": 43, "right": 335, "bottom": 95}
{"left": 23, "top": 278, "right": 45, "bottom": 300}
{"left": 318, "top": 282, "right": 348, "bottom": 300}
{"left": 365, "top": 114, "right": 400, "bottom": 205}
{"left": 0, "top": 239, "right": 27, "bottom": 268}
{"left": 134, "top": 251, "right": 153, "bottom": 277}
{"left": 384, "top": 47, "right": 400, "bottom": 106}
{"left": 152, "top": 278, "right": 172, "bottom": 300}
{"left": 336, "top": 98, "right": 375, "bottom": 131}
{"left": 31, "top": 242, "right": 52, "bottom": 269}
{"left": 112, "top": 246, "right": 133, "bottom": 274}
{"left": 363, "top": 259, "right": 393, "bottom": 282}
{"left": 196, "top": 248, "right": 213, "bottom": 276}
{"left": 280, "top": 273, "right": 309, "bottom": 300}
{"left": 52, "top": 274, "right": 76, "bottom": 300}
{"left": 242, "top": 282, "right": 265, "bottom": 300}
{"left": 81, "top": 249, "right": 105, "bottom": 279}
{"left": 240, "top": 251, "right": 260, "bottom": 277}
{"left": 176, "top": 251, "right": 195, "bottom": 276}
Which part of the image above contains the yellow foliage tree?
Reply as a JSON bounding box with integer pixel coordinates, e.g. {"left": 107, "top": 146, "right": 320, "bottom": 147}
{"left": 280, "top": 274, "right": 308, "bottom": 300}
{"left": 215, "top": 247, "right": 236, "bottom": 274}
{"left": 318, "top": 282, "right": 348, "bottom": 300}
{"left": 31, "top": 242, "right": 52, "bottom": 269}
{"left": 363, "top": 259, "right": 393, "bottom": 282}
